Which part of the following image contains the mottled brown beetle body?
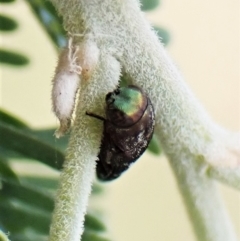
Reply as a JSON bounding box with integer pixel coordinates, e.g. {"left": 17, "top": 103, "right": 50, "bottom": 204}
{"left": 86, "top": 85, "right": 155, "bottom": 181}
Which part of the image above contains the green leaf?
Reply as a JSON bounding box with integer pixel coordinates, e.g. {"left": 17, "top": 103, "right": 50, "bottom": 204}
{"left": 0, "top": 109, "right": 29, "bottom": 129}
{"left": 25, "top": 0, "right": 66, "bottom": 47}
{"left": 0, "top": 110, "right": 31, "bottom": 159}
{"left": 0, "top": 14, "right": 18, "bottom": 31}
{"left": 31, "top": 128, "right": 69, "bottom": 150}
{"left": 8, "top": 233, "right": 46, "bottom": 241}
{"left": 0, "top": 110, "right": 67, "bottom": 159}
{"left": 0, "top": 199, "right": 50, "bottom": 234}
{"left": 1, "top": 181, "right": 105, "bottom": 233}
{"left": 140, "top": 0, "right": 160, "bottom": 11}
{"left": 0, "top": 49, "right": 29, "bottom": 66}
{"left": 82, "top": 231, "right": 111, "bottom": 241}
{"left": 0, "top": 0, "right": 15, "bottom": 3}
{"left": 0, "top": 122, "right": 64, "bottom": 170}
{"left": 92, "top": 183, "right": 104, "bottom": 195}
{"left": 153, "top": 26, "right": 171, "bottom": 45}
{"left": 84, "top": 214, "right": 106, "bottom": 232}
{"left": 1, "top": 180, "right": 54, "bottom": 212}
{"left": 0, "top": 157, "right": 19, "bottom": 182}
{"left": 1, "top": 179, "right": 104, "bottom": 231}
{"left": 0, "top": 146, "right": 24, "bottom": 160}
{"left": 147, "top": 134, "right": 161, "bottom": 155}
{"left": 20, "top": 176, "right": 59, "bottom": 190}
{"left": 20, "top": 176, "right": 103, "bottom": 195}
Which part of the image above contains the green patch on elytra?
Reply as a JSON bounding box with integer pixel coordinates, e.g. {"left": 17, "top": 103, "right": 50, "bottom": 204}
{"left": 114, "top": 88, "right": 143, "bottom": 116}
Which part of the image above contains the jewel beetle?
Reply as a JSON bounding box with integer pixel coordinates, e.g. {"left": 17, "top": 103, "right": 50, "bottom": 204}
{"left": 86, "top": 85, "right": 155, "bottom": 181}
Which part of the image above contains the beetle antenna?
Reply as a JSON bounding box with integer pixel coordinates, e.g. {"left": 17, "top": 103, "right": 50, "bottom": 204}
{"left": 86, "top": 111, "right": 105, "bottom": 121}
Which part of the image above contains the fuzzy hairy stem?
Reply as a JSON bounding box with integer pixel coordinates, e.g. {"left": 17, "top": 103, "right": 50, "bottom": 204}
{"left": 48, "top": 0, "right": 239, "bottom": 241}
{"left": 207, "top": 166, "right": 240, "bottom": 190}
{"left": 49, "top": 52, "right": 120, "bottom": 241}
{"left": 165, "top": 153, "right": 237, "bottom": 241}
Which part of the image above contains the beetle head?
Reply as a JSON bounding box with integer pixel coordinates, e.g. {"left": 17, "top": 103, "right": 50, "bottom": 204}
{"left": 105, "top": 85, "right": 148, "bottom": 127}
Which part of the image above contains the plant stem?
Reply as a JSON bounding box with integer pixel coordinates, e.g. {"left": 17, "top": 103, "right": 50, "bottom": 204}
{"left": 207, "top": 166, "right": 240, "bottom": 190}
{"left": 48, "top": 0, "right": 239, "bottom": 241}
{"left": 48, "top": 52, "right": 120, "bottom": 241}
{"left": 165, "top": 152, "right": 237, "bottom": 241}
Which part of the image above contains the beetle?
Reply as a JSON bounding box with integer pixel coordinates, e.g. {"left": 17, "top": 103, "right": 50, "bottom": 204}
{"left": 86, "top": 85, "right": 155, "bottom": 181}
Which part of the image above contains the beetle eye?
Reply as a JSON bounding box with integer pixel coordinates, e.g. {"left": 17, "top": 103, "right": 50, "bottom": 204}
{"left": 114, "top": 89, "right": 120, "bottom": 95}
{"left": 105, "top": 92, "right": 112, "bottom": 101}
{"left": 106, "top": 95, "right": 115, "bottom": 105}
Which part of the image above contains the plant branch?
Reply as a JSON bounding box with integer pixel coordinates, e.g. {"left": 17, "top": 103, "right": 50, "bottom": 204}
{"left": 48, "top": 0, "right": 240, "bottom": 241}
{"left": 207, "top": 166, "right": 240, "bottom": 190}
{"left": 49, "top": 46, "right": 121, "bottom": 240}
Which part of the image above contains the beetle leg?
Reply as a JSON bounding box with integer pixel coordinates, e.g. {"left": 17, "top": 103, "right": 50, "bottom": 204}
{"left": 86, "top": 111, "right": 105, "bottom": 122}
